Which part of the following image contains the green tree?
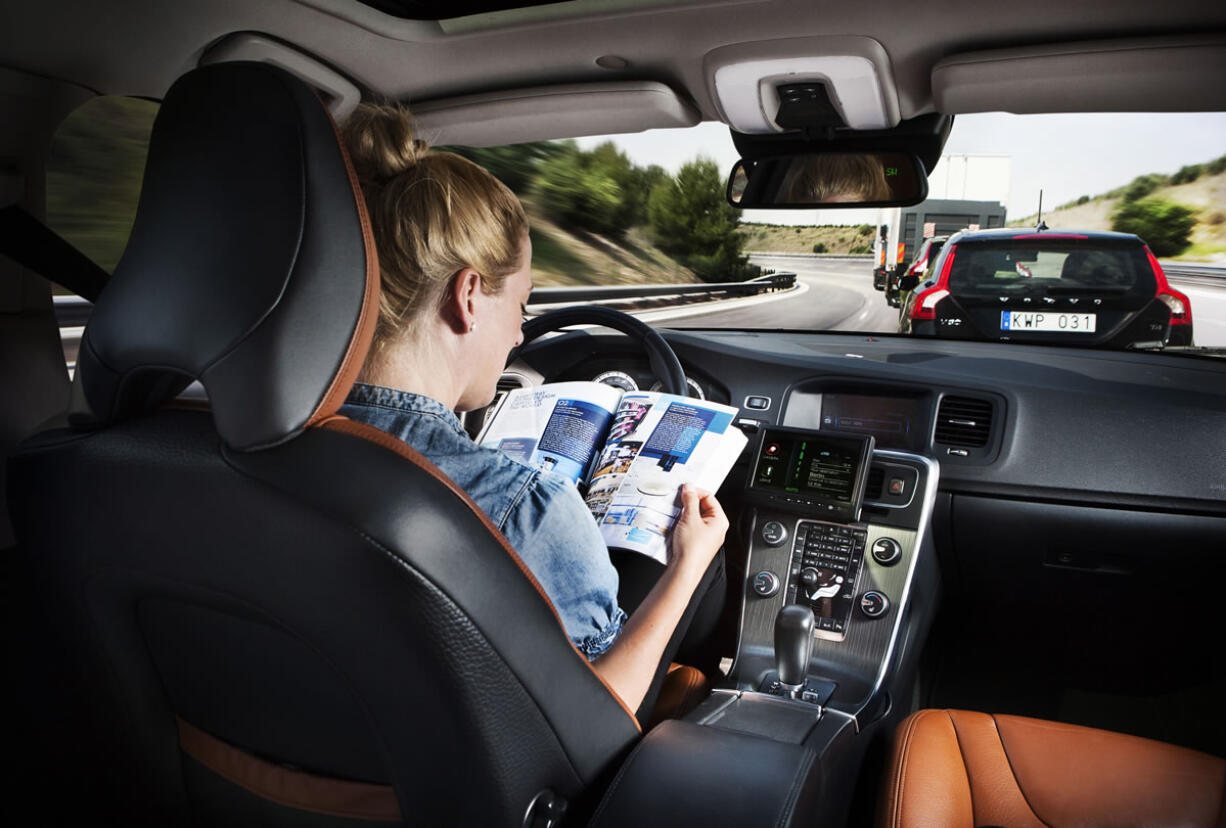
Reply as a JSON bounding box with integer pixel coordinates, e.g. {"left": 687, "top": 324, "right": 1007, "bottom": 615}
{"left": 1169, "top": 164, "right": 1203, "bottom": 185}
{"left": 534, "top": 145, "right": 623, "bottom": 235}
{"left": 442, "top": 141, "right": 569, "bottom": 193}
{"left": 1111, "top": 198, "right": 1196, "bottom": 257}
{"left": 647, "top": 159, "right": 749, "bottom": 281}
{"left": 1120, "top": 173, "right": 1167, "bottom": 203}
{"left": 812, "top": 242, "right": 827, "bottom": 253}
{"left": 531, "top": 142, "right": 662, "bottom": 238}
{"left": 1205, "top": 154, "right": 1226, "bottom": 176}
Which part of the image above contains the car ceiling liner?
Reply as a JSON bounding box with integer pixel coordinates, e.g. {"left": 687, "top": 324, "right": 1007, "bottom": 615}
{"left": 933, "top": 33, "right": 1226, "bottom": 114}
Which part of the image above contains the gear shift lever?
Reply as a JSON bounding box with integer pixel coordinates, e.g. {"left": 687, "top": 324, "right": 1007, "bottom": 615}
{"left": 774, "top": 604, "right": 815, "bottom": 696}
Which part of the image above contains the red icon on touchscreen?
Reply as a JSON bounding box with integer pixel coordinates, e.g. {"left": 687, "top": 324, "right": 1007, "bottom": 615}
{"left": 766, "top": 443, "right": 781, "bottom": 456}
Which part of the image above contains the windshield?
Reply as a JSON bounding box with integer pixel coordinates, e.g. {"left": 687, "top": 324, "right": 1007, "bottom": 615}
{"left": 454, "top": 112, "right": 1225, "bottom": 355}
{"left": 946, "top": 242, "right": 1150, "bottom": 297}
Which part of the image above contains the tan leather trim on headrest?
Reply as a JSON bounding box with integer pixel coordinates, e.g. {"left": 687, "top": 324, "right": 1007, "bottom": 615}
{"left": 304, "top": 100, "right": 380, "bottom": 429}
{"left": 316, "top": 414, "right": 642, "bottom": 732}
{"left": 176, "top": 717, "right": 401, "bottom": 822}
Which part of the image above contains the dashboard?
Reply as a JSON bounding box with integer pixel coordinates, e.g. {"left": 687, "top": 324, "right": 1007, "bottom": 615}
{"left": 511, "top": 325, "right": 1226, "bottom": 726}
{"left": 527, "top": 328, "right": 1226, "bottom": 511}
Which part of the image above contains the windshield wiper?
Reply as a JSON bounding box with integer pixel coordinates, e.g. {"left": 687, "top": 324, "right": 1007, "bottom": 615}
{"left": 1126, "top": 343, "right": 1226, "bottom": 359}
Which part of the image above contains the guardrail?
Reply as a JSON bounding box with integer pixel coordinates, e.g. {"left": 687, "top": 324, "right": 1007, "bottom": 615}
{"left": 526, "top": 272, "right": 797, "bottom": 308}
{"left": 53, "top": 294, "right": 92, "bottom": 326}
{"left": 1160, "top": 262, "right": 1226, "bottom": 288}
{"left": 748, "top": 252, "right": 874, "bottom": 261}
{"left": 53, "top": 273, "right": 801, "bottom": 327}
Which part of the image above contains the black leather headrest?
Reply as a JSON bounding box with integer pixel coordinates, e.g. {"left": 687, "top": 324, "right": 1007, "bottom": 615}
{"left": 74, "top": 62, "right": 377, "bottom": 450}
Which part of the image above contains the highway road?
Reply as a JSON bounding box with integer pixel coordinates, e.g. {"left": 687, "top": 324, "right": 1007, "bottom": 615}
{"left": 644, "top": 256, "right": 899, "bottom": 332}
{"left": 647, "top": 254, "right": 1226, "bottom": 349}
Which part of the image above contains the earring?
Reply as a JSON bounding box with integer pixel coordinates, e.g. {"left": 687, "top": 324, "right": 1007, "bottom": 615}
{"left": 469, "top": 321, "right": 477, "bottom": 333}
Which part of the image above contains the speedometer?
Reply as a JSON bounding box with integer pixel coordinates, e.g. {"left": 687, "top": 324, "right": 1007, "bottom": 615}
{"left": 650, "top": 378, "right": 706, "bottom": 400}
{"left": 592, "top": 370, "right": 638, "bottom": 392}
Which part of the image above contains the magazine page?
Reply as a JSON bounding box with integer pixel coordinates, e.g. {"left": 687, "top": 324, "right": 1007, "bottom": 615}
{"left": 476, "top": 381, "right": 623, "bottom": 484}
{"left": 585, "top": 392, "right": 748, "bottom": 564}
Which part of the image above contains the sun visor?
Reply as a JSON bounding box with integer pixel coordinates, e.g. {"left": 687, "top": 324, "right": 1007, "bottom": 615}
{"left": 411, "top": 82, "right": 700, "bottom": 147}
{"left": 705, "top": 36, "right": 901, "bottom": 134}
{"left": 933, "top": 34, "right": 1226, "bottom": 114}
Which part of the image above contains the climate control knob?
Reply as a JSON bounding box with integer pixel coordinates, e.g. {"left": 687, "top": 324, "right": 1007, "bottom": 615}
{"left": 871, "top": 537, "right": 903, "bottom": 566}
{"left": 752, "top": 571, "right": 781, "bottom": 598}
{"left": 761, "top": 520, "right": 788, "bottom": 547}
{"left": 860, "top": 591, "right": 890, "bottom": 619}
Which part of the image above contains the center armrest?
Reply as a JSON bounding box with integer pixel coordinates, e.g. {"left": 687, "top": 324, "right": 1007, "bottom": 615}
{"left": 588, "top": 719, "right": 822, "bottom": 828}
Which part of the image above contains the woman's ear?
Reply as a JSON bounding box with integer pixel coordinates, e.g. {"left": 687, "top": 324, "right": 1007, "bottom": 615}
{"left": 445, "top": 267, "right": 483, "bottom": 334}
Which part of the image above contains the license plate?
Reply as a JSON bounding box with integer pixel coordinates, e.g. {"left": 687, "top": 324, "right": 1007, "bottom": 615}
{"left": 1001, "top": 311, "right": 1096, "bottom": 333}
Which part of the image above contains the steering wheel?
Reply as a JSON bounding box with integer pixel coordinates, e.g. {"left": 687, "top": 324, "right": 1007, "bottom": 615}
{"left": 510, "top": 305, "right": 689, "bottom": 396}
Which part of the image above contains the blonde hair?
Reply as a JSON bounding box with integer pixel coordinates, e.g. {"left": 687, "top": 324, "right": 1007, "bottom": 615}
{"left": 340, "top": 103, "right": 528, "bottom": 352}
{"left": 779, "top": 153, "right": 891, "bottom": 203}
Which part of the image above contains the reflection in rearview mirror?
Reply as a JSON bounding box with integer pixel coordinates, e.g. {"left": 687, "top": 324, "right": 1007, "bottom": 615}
{"left": 727, "top": 151, "right": 927, "bottom": 209}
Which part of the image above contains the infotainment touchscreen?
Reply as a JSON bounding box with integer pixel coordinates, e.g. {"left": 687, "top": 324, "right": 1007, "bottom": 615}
{"left": 820, "top": 394, "right": 920, "bottom": 450}
{"left": 747, "top": 427, "right": 874, "bottom": 522}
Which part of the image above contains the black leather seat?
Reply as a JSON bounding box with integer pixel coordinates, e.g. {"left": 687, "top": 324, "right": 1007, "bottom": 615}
{"left": 8, "top": 63, "right": 642, "bottom": 826}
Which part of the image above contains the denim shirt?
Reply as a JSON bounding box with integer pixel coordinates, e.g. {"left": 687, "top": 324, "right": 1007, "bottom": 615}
{"left": 340, "top": 383, "right": 626, "bottom": 659}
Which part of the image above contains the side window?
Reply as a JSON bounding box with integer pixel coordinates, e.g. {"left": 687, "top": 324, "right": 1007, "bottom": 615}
{"left": 44, "top": 96, "right": 158, "bottom": 372}
{"left": 45, "top": 96, "right": 159, "bottom": 275}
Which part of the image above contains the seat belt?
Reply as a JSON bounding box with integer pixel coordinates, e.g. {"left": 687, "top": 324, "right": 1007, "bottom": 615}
{"left": 0, "top": 205, "right": 109, "bottom": 302}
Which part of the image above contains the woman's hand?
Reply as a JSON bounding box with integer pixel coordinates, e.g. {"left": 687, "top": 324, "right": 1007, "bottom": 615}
{"left": 589, "top": 483, "right": 728, "bottom": 713}
{"left": 669, "top": 484, "right": 728, "bottom": 577}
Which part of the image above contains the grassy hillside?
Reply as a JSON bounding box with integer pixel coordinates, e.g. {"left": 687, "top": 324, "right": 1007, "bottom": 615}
{"left": 1010, "top": 169, "right": 1226, "bottom": 261}
{"left": 528, "top": 207, "right": 701, "bottom": 286}
{"left": 737, "top": 222, "right": 876, "bottom": 254}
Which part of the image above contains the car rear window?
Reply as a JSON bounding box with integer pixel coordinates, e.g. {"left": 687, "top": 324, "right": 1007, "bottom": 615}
{"left": 947, "top": 241, "right": 1154, "bottom": 299}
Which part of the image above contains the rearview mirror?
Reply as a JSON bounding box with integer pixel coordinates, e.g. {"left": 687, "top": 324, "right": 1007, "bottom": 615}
{"left": 727, "top": 151, "right": 927, "bottom": 208}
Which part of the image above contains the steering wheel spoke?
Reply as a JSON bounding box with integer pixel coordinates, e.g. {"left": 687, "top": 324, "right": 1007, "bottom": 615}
{"left": 511, "top": 305, "right": 689, "bottom": 396}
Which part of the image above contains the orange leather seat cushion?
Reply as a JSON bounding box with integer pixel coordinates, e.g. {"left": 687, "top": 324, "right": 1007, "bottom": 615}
{"left": 648, "top": 663, "right": 709, "bottom": 728}
{"left": 880, "top": 709, "right": 1226, "bottom": 828}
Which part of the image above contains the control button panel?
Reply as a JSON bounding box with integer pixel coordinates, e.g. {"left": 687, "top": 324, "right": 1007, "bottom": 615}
{"left": 871, "top": 537, "right": 902, "bottom": 566}
{"left": 744, "top": 395, "right": 772, "bottom": 411}
{"left": 760, "top": 520, "right": 788, "bottom": 547}
{"left": 859, "top": 591, "right": 890, "bottom": 618}
{"left": 752, "top": 570, "right": 781, "bottom": 598}
{"left": 787, "top": 521, "right": 866, "bottom": 641}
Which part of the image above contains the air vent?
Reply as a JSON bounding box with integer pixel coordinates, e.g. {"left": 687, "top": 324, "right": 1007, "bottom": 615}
{"left": 864, "top": 465, "right": 884, "bottom": 500}
{"left": 496, "top": 373, "right": 530, "bottom": 393}
{"left": 934, "top": 396, "right": 993, "bottom": 447}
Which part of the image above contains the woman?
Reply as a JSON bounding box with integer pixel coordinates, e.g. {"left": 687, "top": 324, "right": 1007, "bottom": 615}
{"left": 337, "top": 104, "right": 728, "bottom": 713}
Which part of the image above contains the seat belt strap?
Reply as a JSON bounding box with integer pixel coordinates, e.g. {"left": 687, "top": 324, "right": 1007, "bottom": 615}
{"left": 0, "top": 205, "right": 109, "bottom": 302}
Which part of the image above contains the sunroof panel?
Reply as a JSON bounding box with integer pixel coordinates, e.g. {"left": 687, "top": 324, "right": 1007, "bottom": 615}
{"left": 355, "top": 0, "right": 561, "bottom": 19}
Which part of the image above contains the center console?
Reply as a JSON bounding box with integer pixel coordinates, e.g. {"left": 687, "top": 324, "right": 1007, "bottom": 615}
{"left": 591, "top": 421, "right": 941, "bottom": 827}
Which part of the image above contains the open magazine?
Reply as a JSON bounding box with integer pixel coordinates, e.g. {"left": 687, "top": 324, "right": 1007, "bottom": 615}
{"left": 477, "top": 381, "right": 747, "bottom": 564}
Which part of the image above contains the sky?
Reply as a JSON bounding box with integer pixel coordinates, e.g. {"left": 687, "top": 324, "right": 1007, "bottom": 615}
{"left": 576, "top": 112, "right": 1226, "bottom": 226}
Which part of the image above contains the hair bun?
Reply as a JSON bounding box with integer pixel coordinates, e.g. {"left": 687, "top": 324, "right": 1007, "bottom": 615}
{"left": 341, "top": 103, "right": 429, "bottom": 182}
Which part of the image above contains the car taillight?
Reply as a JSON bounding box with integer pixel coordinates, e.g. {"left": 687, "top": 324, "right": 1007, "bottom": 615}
{"left": 907, "top": 255, "right": 926, "bottom": 276}
{"left": 909, "top": 246, "right": 957, "bottom": 321}
{"left": 1146, "top": 247, "right": 1193, "bottom": 327}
